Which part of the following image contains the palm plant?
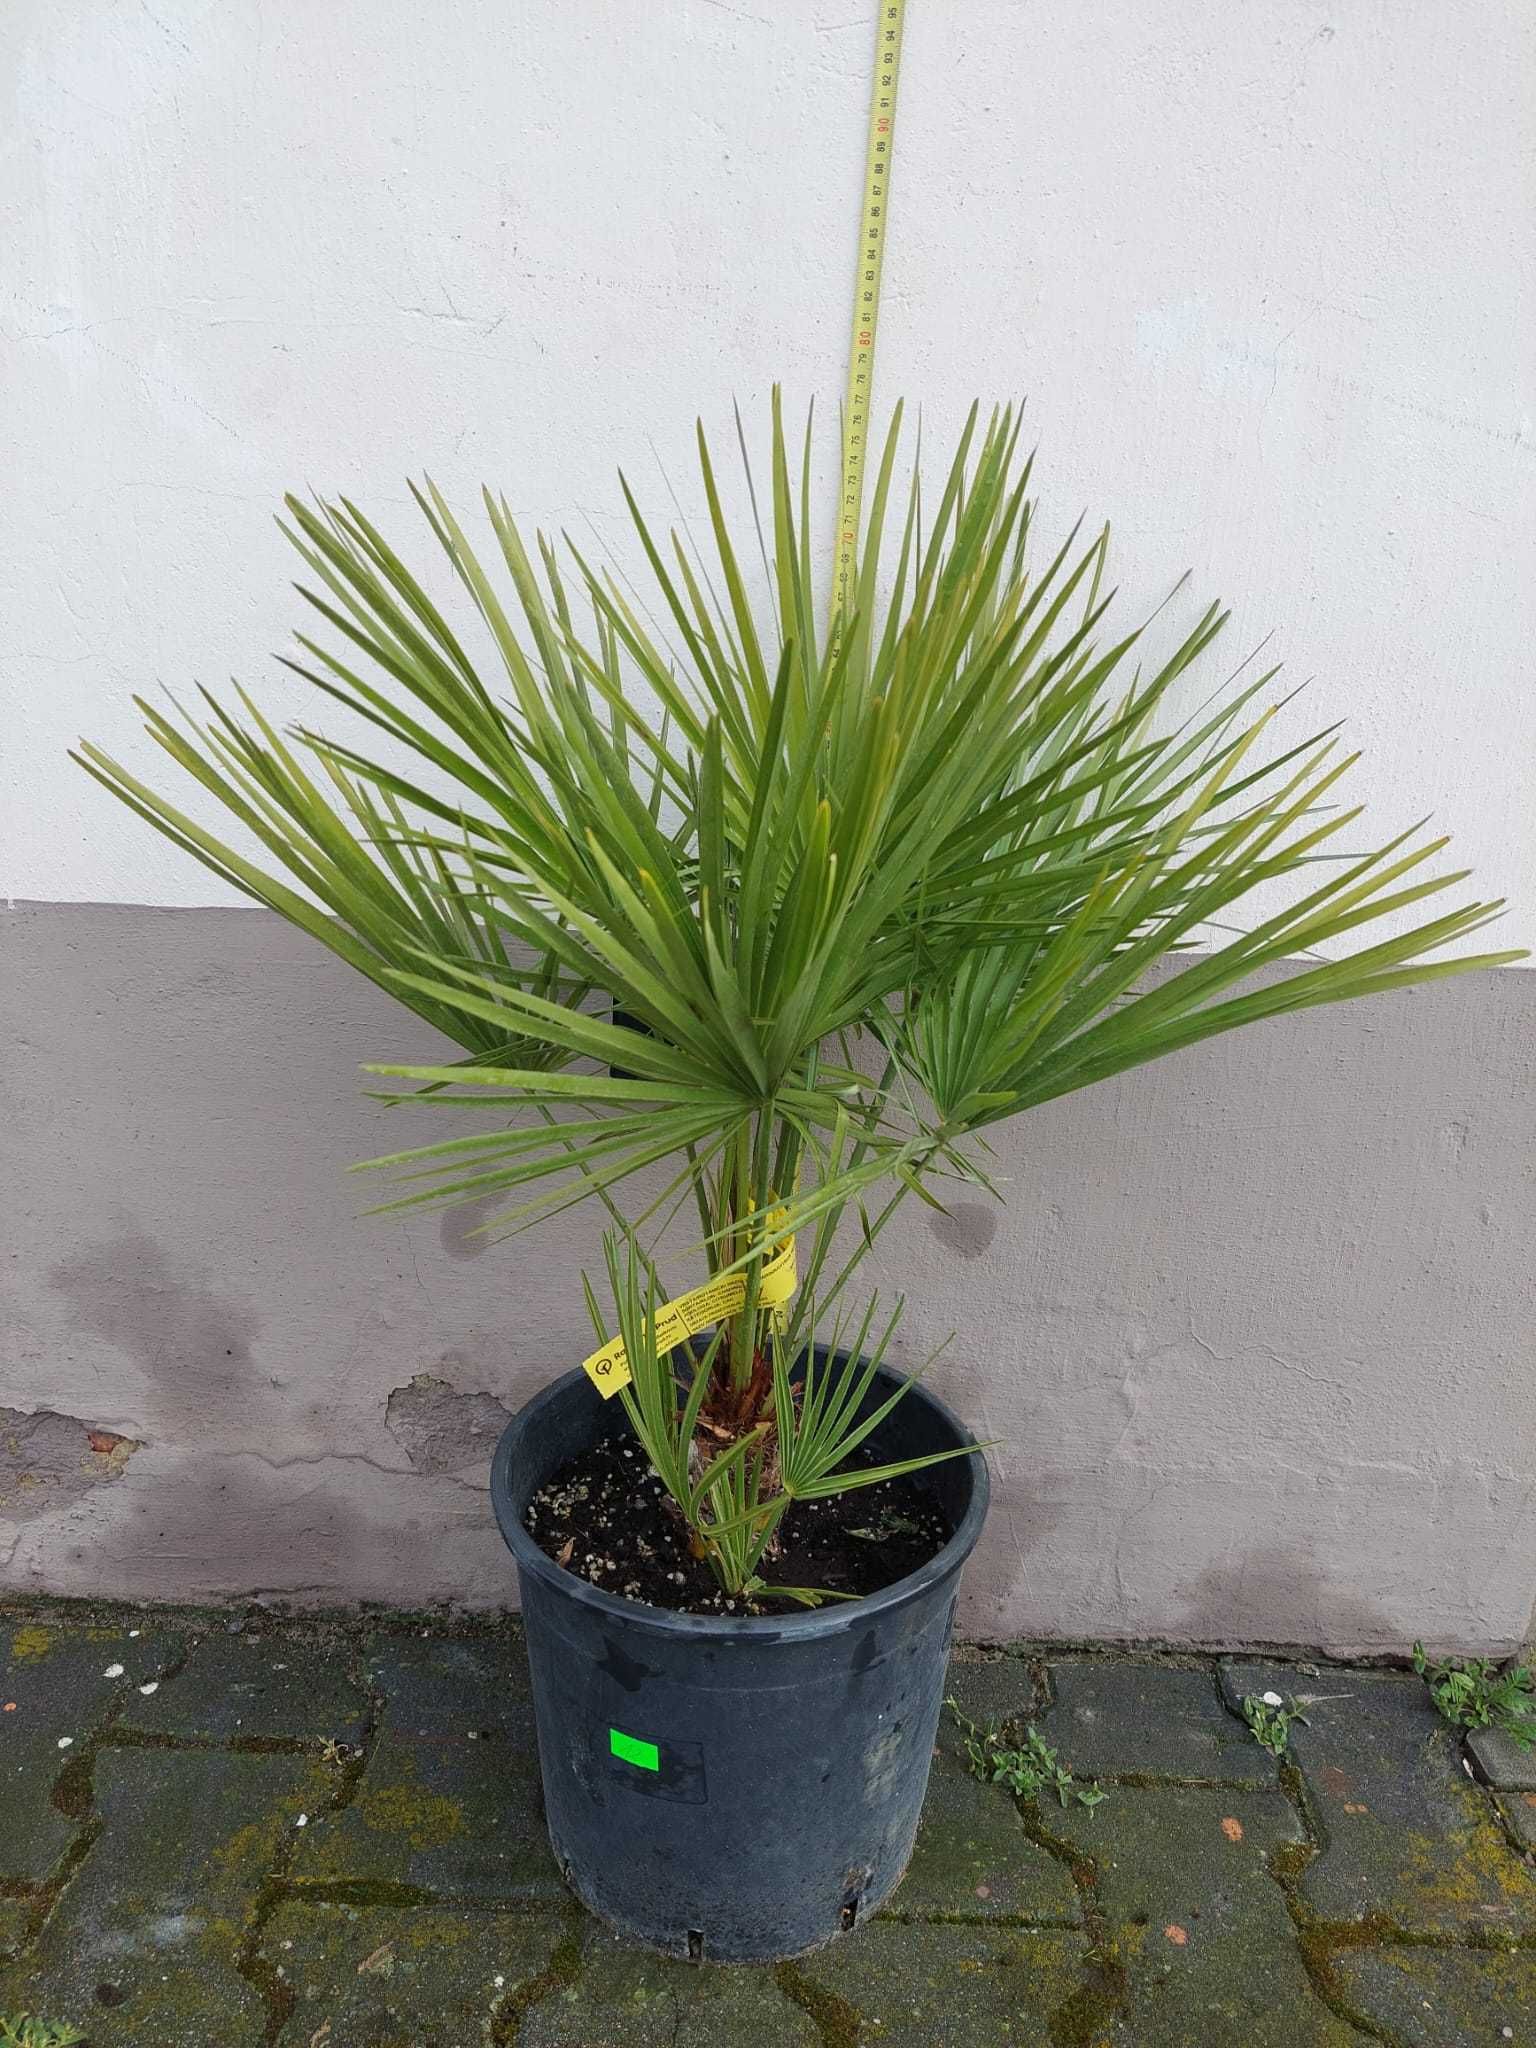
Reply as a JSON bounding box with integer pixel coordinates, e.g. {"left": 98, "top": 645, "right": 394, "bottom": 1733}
{"left": 77, "top": 397, "right": 1520, "bottom": 1604}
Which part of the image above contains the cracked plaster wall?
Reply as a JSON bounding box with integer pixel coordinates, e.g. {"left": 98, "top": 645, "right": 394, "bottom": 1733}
{"left": 4, "top": 905, "right": 1533, "bottom": 1653}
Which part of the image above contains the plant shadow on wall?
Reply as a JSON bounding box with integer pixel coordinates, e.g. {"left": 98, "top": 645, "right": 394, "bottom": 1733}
{"left": 75, "top": 394, "right": 1523, "bottom": 1614}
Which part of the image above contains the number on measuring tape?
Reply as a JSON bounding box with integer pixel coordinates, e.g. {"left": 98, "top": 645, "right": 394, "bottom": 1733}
{"left": 833, "top": 0, "right": 906, "bottom": 621}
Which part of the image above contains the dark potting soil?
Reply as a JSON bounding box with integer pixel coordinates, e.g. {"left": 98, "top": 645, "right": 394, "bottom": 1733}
{"left": 524, "top": 1433, "right": 952, "bottom": 1616}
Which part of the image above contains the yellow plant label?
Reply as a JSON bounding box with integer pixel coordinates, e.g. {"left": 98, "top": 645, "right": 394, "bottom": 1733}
{"left": 581, "top": 1233, "right": 798, "bottom": 1400}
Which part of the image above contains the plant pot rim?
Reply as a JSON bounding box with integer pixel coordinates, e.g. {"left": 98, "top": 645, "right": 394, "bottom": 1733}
{"left": 490, "top": 1361, "right": 990, "bottom": 1644}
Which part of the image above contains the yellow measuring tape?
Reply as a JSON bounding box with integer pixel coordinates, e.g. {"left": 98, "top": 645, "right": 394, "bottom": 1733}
{"left": 582, "top": 6, "right": 906, "bottom": 1400}
{"left": 582, "top": 1232, "right": 798, "bottom": 1399}
{"left": 833, "top": 0, "right": 907, "bottom": 619}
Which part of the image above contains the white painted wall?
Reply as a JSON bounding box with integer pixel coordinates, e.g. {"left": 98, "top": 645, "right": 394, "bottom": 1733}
{"left": 5, "top": 0, "right": 1534, "bottom": 945}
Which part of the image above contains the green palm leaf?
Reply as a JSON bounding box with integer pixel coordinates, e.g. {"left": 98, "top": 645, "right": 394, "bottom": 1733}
{"left": 79, "top": 395, "right": 1523, "bottom": 1601}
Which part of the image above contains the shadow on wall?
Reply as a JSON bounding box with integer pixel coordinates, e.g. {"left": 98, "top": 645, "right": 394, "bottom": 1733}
{"left": 925, "top": 1202, "right": 1000, "bottom": 1261}
{"left": 33, "top": 1222, "right": 525, "bottom": 1604}
{"left": 5, "top": 1398, "right": 518, "bottom": 1608}
{"left": 50, "top": 1226, "right": 267, "bottom": 1439}
{"left": 1176, "top": 1549, "right": 1396, "bottom": 1655}
{"left": 952, "top": 1472, "right": 1070, "bottom": 1646}
{"left": 438, "top": 1193, "right": 503, "bottom": 1261}
{"left": 35, "top": 1445, "right": 490, "bottom": 1606}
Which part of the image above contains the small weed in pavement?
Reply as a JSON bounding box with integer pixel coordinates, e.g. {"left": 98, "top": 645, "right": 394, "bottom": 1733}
{"left": 0, "top": 2019, "right": 87, "bottom": 2048}
{"left": 946, "top": 1697, "right": 1106, "bottom": 1811}
{"left": 1240, "top": 1690, "right": 1310, "bottom": 1757}
{"left": 1413, "top": 1643, "right": 1536, "bottom": 1748}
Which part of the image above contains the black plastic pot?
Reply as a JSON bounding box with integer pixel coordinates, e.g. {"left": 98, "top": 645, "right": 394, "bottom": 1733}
{"left": 489, "top": 1351, "right": 989, "bottom": 1961}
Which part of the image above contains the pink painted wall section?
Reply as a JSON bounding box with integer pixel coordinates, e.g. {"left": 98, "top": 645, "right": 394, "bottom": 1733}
{"left": 5, "top": 907, "right": 1532, "bottom": 1654}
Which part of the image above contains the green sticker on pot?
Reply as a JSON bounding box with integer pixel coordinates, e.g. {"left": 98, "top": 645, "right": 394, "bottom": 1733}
{"left": 609, "top": 1726, "right": 660, "bottom": 1772}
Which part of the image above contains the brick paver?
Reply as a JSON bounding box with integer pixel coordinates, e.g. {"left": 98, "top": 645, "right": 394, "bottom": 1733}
{"left": 118, "top": 1633, "right": 370, "bottom": 1747}
{"left": 1469, "top": 1726, "right": 1536, "bottom": 1795}
{"left": 262, "top": 1899, "right": 562, "bottom": 2045}
{"left": 798, "top": 1920, "right": 1089, "bottom": 2044}
{"left": 1333, "top": 1947, "right": 1536, "bottom": 2047}
{"left": 290, "top": 1633, "right": 564, "bottom": 1904}
{"left": 1223, "top": 1658, "right": 1536, "bottom": 1941}
{"left": 0, "top": 1621, "right": 176, "bottom": 1884}
{"left": 520, "top": 1925, "right": 819, "bottom": 2048}
{"left": 5, "top": 1744, "right": 329, "bottom": 2043}
{"left": 1050, "top": 1785, "right": 1359, "bottom": 2044}
{"left": 1046, "top": 1657, "right": 1278, "bottom": 1785}
{"left": 898, "top": 1663, "right": 1079, "bottom": 1923}
{"left": 0, "top": 1605, "right": 1531, "bottom": 2044}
